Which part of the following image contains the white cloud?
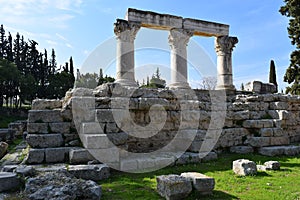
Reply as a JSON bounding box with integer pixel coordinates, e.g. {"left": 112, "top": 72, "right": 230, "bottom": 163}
{"left": 66, "top": 43, "right": 73, "bottom": 48}
{"left": 0, "top": 0, "right": 83, "bottom": 29}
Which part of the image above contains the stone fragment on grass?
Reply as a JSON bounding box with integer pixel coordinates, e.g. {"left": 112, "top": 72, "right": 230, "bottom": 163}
{"left": 233, "top": 159, "right": 257, "bottom": 176}
{"left": 156, "top": 174, "right": 192, "bottom": 200}
{"left": 264, "top": 161, "right": 280, "bottom": 170}
{"left": 180, "top": 172, "right": 215, "bottom": 195}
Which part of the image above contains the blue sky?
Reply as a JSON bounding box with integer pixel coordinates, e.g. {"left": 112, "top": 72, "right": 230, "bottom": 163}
{"left": 0, "top": 0, "right": 294, "bottom": 90}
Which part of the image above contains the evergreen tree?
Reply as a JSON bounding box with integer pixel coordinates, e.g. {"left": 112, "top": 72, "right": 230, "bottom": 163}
{"left": 6, "top": 32, "right": 13, "bottom": 62}
{"left": 241, "top": 83, "right": 245, "bottom": 91}
{"left": 269, "top": 60, "right": 278, "bottom": 93}
{"left": 280, "top": 0, "right": 300, "bottom": 94}
{"left": 69, "top": 56, "right": 74, "bottom": 75}
{"left": 0, "top": 24, "right": 6, "bottom": 58}
{"left": 13, "top": 33, "right": 21, "bottom": 71}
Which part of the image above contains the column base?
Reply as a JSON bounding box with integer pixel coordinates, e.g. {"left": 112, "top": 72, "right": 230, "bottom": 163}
{"left": 115, "top": 79, "right": 138, "bottom": 87}
{"left": 216, "top": 84, "right": 236, "bottom": 94}
{"left": 168, "top": 82, "right": 191, "bottom": 89}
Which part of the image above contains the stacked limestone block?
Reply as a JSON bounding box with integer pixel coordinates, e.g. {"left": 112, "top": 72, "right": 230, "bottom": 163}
{"left": 188, "top": 93, "right": 300, "bottom": 154}
{"left": 26, "top": 99, "right": 80, "bottom": 164}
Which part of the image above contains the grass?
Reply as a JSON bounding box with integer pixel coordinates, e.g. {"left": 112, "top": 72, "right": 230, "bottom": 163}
{"left": 99, "top": 153, "right": 300, "bottom": 200}
{"left": 0, "top": 114, "right": 27, "bottom": 128}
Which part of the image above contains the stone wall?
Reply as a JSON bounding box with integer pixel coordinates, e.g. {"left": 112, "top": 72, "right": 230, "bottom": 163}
{"left": 25, "top": 83, "right": 300, "bottom": 164}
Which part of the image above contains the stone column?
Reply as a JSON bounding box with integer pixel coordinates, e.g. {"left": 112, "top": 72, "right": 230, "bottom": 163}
{"left": 114, "top": 19, "right": 140, "bottom": 87}
{"left": 215, "top": 36, "right": 238, "bottom": 91}
{"left": 168, "top": 28, "right": 193, "bottom": 89}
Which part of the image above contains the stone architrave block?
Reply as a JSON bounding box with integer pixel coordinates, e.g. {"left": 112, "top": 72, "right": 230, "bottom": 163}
{"left": 180, "top": 172, "right": 215, "bottom": 195}
{"left": 25, "top": 149, "right": 45, "bottom": 164}
{"left": 0, "top": 172, "right": 20, "bottom": 192}
{"left": 232, "top": 159, "right": 257, "bottom": 176}
{"left": 27, "top": 123, "right": 48, "bottom": 134}
{"left": 32, "top": 99, "right": 62, "bottom": 110}
{"left": 156, "top": 174, "right": 192, "bottom": 200}
{"left": 49, "top": 122, "right": 71, "bottom": 134}
{"left": 230, "top": 146, "right": 254, "bottom": 154}
{"left": 264, "top": 161, "right": 280, "bottom": 170}
{"left": 26, "top": 134, "right": 64, "bottom": 148}
{"left": 126, "top": 8, "right": 183, "bottom": 30}
{"left": 28, "top": 110, "right": 63, "bottom": 123}
{"left": 69, "top": 148, "right": 95, "bottom": 164}
{"left": 68, "top": 164, "right": 110, "bottom": 181}
{"left": 45, "top": 147, "right": 70, "bottom": 163}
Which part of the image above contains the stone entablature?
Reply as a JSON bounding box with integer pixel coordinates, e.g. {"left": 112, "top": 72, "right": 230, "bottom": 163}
{"left": 125, "top": 8, "right": 229, "bottom": 36}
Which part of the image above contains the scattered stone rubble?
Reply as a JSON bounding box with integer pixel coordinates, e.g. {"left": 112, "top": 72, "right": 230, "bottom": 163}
{"left": 25, "top": 170, "right": 102, "bottom": 200}
{"left": 233, "top": 159, "right": 257, "bottom": 176}
{"left": 233, "top": 159, "right": 281, "bottom": 175}
{"left": 156, "top": 172, "right": 215, "bottom": 200}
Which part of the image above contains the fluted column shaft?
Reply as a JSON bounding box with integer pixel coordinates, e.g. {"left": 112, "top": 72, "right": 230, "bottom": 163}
{"left": 114, "top": 19, "right": 140, "bottom": 87}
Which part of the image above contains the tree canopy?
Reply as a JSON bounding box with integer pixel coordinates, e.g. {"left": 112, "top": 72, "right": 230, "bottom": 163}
{"left": 280, "top": 0, "right": 300, "bottom": 94}
{"left": 0, "top": 24, "right": 75, "bottom": 108}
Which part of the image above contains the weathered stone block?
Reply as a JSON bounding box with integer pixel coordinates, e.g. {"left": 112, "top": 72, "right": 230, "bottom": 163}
{"left": 264, "top": 161, "right": 280, "bottom": 170}
{"left": 245, "top": 137, "right": 270, "bottom": 147}
{"left": 270, "top": 137, "right": 289, "bottom": 146}
{"left": 68, "top": 164, "right": 110, "bottom": 181}
{"left": 26, "top": 134, "right": 64, "bottom": 148}
{"left": 49, "top": 122, "right": 71, "bottom": 134}
{"left": 156, "top": 175, "right": 192, "bottom": 200}
{"left": 230, "top": 146, "right": 254, "bottom": 154}
{"left": 181, "top": 172, "right": 215, "bottom": 195}
{"left": 270, "top": 102, "right": 288, "bottom": 110}
{"left": 69, "top": 148, "right": 95, "bottom": 164}
{"left": 27, "top": 123, "right": 48, "bottom": 134}
{"left": 25, "top": 149, "right": 45, "bottom": 164}
{"left": 0, "top": 172, "right": 20, "bottom": 192}
{"left": 258, "top": 146, "right": 300, "bottom": 156}
{"left": 82, "top": 134, "right": 114, "bottom": 149}
{"left": 243, "top": 120, "right": 274, "bottom": 128}
{"left": 232, "top": 159, "right": 257, "bottom": 176}
{"left": 45, "top": 147, "right": 69, "bottom": 163}
{"left": 96, "top": 109, "right": 115, "bottom": 123}
{"left": 28, "top": 110, "right": 63, "bottom": 123}
{"left": 32, "top": 99, "right": 62, "bottom": 110}
{"left": 259, "top": 128, "right": 273, "bottom": 137}
{"left": 176, "top": 152, "right": 201, "bottom": 165}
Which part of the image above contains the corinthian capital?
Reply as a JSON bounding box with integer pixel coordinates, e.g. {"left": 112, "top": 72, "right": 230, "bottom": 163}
{"left": 168, "top": 28, "right": 193, "bottom": 50}
{"left": 215, "top": 36, "right": 238, "bottom": 55}
{"left": 114, "top": 19, "right": 141, "bottom": 42}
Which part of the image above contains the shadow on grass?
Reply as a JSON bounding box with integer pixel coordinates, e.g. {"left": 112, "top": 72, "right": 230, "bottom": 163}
{"left": 188, "top": 190, "right": 239, "bottom": 200}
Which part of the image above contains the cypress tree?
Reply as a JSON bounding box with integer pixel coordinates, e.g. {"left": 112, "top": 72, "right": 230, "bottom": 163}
{"left": 269, "top": 60, "right": 278, "bottom": 92}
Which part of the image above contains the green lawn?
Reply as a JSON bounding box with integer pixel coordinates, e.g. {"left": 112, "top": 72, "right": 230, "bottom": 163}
{"left": 99, "top": 153, "right": 300, "bottom": 200}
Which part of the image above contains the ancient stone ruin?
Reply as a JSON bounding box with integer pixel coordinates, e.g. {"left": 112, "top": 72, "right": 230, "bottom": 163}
{"left": 22, "top": 8, "right": 300, "bottom": 173}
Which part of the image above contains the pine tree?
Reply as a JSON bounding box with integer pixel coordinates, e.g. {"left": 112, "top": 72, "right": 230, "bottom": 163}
{"left": 280, "top": 1, "right": 300, "bottom": 94}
